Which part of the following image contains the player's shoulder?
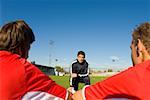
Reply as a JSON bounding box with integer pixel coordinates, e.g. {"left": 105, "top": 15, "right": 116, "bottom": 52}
{"left": 84, "top": 60, "right": 89, "bottom": 65}
{"left": 15, "top": 56, "right": 42, "bottom": 75}
{"left": 72, "top": 59, "right": 78, "bottom": 65}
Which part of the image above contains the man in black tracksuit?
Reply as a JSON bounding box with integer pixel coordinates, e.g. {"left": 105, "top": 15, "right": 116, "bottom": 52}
{"left": 70, "top": 51, "right": 90, "bottom": 91}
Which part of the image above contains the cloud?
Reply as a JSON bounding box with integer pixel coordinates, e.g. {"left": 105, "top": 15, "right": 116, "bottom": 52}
{"left": 110, "top": 56, "right": 120, "bottom": 62}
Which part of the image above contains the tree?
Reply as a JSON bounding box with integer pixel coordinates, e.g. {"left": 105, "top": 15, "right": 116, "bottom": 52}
{"left": 108, "top": 69, "right": 113, "bottom": 72}
{"left": 31, "top": 61, "right": 36, "bottom": 64}
{"left": 55, "top": 66, "right": 64, "bottom": 76}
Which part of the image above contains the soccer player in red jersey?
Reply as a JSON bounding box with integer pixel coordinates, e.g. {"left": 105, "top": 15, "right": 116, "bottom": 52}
{"left": 73, "top": 22, "right": 150, "bottom": 100}
{"left": 0, "top": 20, "right": 72, "bottom": 100}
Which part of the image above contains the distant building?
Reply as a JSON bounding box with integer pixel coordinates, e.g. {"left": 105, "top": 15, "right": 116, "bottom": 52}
{"left": 32, "top": 63, "right": 55, "bottom": 75}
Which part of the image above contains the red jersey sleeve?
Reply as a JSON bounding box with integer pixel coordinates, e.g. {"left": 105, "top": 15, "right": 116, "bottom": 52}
{"left": 0, "top": 51, "right": 69, "bottom": 100}
{"left": 82, "top": 61, "right": 150, "bottom": 100}
{"left": 22, "top": 61, "right": 68, "bottom": 100}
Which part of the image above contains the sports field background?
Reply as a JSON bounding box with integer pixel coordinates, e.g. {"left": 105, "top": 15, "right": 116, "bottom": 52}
{"left": 50, "top": 76, "right": 108, "bottom": 89}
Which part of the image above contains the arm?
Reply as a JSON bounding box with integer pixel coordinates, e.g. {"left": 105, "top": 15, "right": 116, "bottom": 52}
{"left": 70, "top": 63, "right": 78, "bottom": 87}
{"left": 73, "top": 66, "right": 142, "bottom": 100}
{"left": 71, "top": 63, "right": 78, "bottom": 78}
{"left": 85, "top": 63, "right": 90, "bottom": 76}
{"left": 24, "top": 63, "right": 70, "bottom": 100}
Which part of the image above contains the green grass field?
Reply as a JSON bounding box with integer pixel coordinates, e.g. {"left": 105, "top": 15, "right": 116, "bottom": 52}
{"left": 50, "top": 76, "right": 108, "bottom": 89}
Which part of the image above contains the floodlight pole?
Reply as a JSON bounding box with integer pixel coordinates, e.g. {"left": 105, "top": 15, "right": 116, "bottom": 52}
{"left": 49, "top": 40, "right": 54, "bottom": 67}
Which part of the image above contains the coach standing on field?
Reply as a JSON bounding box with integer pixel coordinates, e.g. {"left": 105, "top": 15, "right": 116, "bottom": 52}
{"left": 70, "top": 51, "right": 90, "bottom": 91}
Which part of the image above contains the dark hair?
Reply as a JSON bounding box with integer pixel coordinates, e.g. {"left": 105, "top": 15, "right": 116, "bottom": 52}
{"left": 77, "top": 51, "right": 85, "bottom": 57}
{"left": 132, "top": 22, "right": 150, "bottom": 54}
{"left": 0, "top": 20, "right": 35, "bottom": 56}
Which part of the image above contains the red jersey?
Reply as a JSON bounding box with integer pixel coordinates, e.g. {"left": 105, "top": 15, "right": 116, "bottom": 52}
{"left": 0, "top": 51, "right": 68, "bottom": 100}
{"left": 82, "top": 60, "right": 150, "bottom": 100}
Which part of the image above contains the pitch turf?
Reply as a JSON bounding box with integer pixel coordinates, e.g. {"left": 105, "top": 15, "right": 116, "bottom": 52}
{"left": 50, "top": 76, "right": 108, "bottom": 89}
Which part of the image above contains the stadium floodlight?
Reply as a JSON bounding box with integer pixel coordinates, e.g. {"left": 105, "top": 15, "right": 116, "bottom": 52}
{"left": 110, "top": 56, "right": 119, "bottom": 62}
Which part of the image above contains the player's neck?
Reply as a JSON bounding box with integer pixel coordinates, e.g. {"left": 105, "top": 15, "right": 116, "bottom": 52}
{"left": 142, "top": 50, "right": 150, "bottom": 62}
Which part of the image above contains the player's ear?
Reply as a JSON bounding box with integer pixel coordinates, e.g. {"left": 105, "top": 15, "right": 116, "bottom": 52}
{"left": 137, "top": 39, "right": 148, "bottom": 53}
{"left": 138, "top": 39, "right": 150, "bottom": 62}
{"left": 137, "top": 39, "right": 143, "bottom": 52}
{"left": 137, "top": 39, "right": 144, "bottom": 63}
